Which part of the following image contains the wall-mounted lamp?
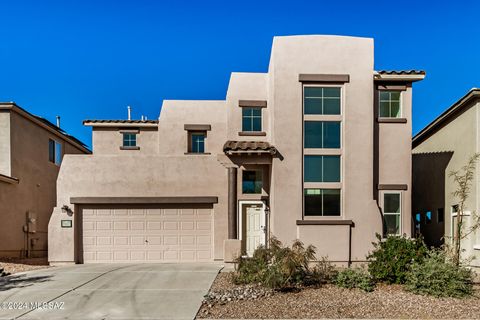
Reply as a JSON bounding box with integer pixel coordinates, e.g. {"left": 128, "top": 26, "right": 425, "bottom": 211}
{"left": 61, "top": 205, "right": 73, "bottom": 216}
{"left": 265, "top": 206, "right": 270, "bottom": 215}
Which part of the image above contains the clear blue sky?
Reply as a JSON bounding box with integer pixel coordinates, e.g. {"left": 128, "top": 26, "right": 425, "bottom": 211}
{"left": 1, "top": 0, "right": 479, "bottom": 148}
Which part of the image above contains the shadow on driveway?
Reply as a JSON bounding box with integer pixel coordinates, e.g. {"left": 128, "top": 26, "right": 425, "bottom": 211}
{"left": 0, "top": 273, "right": 52, "bottom": 292}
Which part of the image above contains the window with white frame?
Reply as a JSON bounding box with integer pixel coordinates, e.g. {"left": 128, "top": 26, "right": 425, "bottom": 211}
{"left": 384, "top": 192, "right": 401, "bottom": 235}
{"left": 379, "top": 91, "right": 401, "bottom": 118}
{"left": 303, "top": 85, "right": 342, "bottom": 217}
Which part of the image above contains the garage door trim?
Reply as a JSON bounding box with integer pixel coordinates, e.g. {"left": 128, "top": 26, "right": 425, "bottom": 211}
{"left": 71, "top": 196, "right": 218, "bottom": 205}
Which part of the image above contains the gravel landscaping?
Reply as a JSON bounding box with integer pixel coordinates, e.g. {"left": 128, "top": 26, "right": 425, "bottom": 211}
{"left": 0, "top": 257, "right": 49, "bottom": 275}
{"left": 198, "top": 272, "right": 480, "bottom": 319}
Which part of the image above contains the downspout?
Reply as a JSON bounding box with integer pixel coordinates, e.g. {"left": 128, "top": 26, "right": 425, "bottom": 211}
{"left": 227, "top": 167, "right": 238, "bottom": 239}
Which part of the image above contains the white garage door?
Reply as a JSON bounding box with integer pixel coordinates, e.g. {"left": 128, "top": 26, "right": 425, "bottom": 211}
{"left": 82, "top": 207, "right": 213, "bottom": 263}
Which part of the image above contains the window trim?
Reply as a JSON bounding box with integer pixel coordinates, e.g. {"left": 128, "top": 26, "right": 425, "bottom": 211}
{"left": 302, "top": 83, "right": 344, "bottom": 219}
{"left": 241, "top": 107, "right": 262, "bottom": 132}
{"left": 379, "top": 90, "right": 403, "bottom": 118}
{"left": 186, "top": 130, "right": 207, "bottom": 154}
{"left": 122, "top": 132, "right": 137, "bottom": 148}
{"left": 382, "top": 191, "right": 402, "bottom": 236}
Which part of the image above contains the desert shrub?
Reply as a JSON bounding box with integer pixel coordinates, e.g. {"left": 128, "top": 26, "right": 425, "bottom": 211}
{"left": 233, "top": 237, "right": 333, "bottom": 290}
{"left": 368, "top": 233, "right": 427, "bottom": 284}
{"left": 334, "top": 268, "right": 375, "bottom": 292}
{"left": 406, "top": 250, "right": 473, "bottom": 298}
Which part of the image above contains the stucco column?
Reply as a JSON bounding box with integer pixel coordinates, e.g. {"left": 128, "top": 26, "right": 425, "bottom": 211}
{"left": 228, "top": 167, "right": 238, "bottom": 239}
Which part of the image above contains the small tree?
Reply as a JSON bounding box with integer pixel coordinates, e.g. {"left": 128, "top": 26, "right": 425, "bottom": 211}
{"left": 449, "top": 153, "right": 480, "bottom": 266}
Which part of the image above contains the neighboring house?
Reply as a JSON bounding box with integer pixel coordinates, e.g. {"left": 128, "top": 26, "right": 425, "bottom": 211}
{"left": 413, "top": 88, "right": 480, "bottom": 266}
{"left": 0, "top": 103, "right": 90, "bottom": 258}
{"left": 48, "top": 35, "right": 424, "bottom": 265}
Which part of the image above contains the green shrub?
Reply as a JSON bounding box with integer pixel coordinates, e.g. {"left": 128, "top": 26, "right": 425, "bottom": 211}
{"left": 233, "top": 237, "right": 333, "bottom": 290}
{"left": 406, "top": 250, "right": 473, "bottom": 298}
{"left": 334, "top": 268, "right": 375, "bottom": 292}
{"left": 367, "top": 233, "right": 427, "bottom": 284}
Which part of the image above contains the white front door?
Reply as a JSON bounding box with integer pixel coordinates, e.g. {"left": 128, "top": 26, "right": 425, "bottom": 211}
{"left": 245, "top": 203, "right": 266, "bottom": 256}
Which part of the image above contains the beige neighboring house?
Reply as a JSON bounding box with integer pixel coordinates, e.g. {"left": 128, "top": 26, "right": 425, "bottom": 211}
{"left": 0, "top": 103, "right": 90, "bottom": 258}
{"left": 48, "top": 35, "right": 424, "bottom": 265}
{"left": 413, "top": 89, "right": 480, "bottom": 267}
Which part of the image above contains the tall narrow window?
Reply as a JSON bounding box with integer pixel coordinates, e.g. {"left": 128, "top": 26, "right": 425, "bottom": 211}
{"left": 384, "top": 193, "right": 401, "bottom": 235}
{"left": 303, "top": 86, "right": 342, "bottom": 217}
{"left": 48, "top": 139, "right": 62, "bottom": 165}
{"left": 190, "top": 132, "right": 206, "bottom": 153}
{"left": 242, "top": 107, "right": 262, "bottom": 132}
{"left": 437, "top": 208, "right": 444, "bottom": 223}
{"left": 122, "top": 133, "right": 137, "bottom": 147}
{"left": 379, "top": 91, "right": 401, "bottom": 118}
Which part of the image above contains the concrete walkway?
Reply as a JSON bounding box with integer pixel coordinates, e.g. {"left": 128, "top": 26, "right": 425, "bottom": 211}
{"left": 0, "top": 263, "right": 222, "bottom": 320}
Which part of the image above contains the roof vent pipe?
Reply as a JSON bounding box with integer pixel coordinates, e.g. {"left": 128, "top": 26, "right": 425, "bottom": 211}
{"left": 56, "top": 116, "right": 60, "bottom": 128}
{"left": 127, "top": 106, "right": 131, "bottom": 120}
{"left": 141, "top": 115, "right": 145, "bottom": 121}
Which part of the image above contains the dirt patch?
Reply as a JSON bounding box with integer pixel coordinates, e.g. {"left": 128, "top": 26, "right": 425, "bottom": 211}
{"left": 0, "top": 257, "right": 50, "bottom": 275}
{"left": 198, "top": 272, "right": 480, "bottom": 319}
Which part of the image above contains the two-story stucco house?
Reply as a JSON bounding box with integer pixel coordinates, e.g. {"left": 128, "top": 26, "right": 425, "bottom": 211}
{"left": 0, "top": 103, "right": 90, "bottom": 258}
{"left": 413, "top": 88, "right": 480, "bottom": 266}
{"left": 48, "top": 35, "right": 425, "bottom": 265}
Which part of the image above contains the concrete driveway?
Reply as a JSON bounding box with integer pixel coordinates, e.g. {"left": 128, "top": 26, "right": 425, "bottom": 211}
{"left": 0, "top": 263, "right": 222, "bottom": 320}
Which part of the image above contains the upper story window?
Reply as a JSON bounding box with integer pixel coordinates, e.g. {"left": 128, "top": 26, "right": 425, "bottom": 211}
{"left": 379, "top": 91, "right": 401, "bottom": 118}
{"left": 303, "top": 85, "right": 342, "bottom": 217}
{"left": 189, "top": 132, "right": 206, "bottom": 153}
{"left": 48, "top": 139, "right": 62, "bottom": 165}
{"left": 242, "top": 107, "right": 262, "bottom": 132}
{"left": 304, "top": 87, "right": 341, "bottom": 115}
{"left": 304, "top": 121, "right": 340, "bottom": 148}
{"left": 384, "top": 192, "right": 401, "bottom": 235}
{"left": 122, "top": 133, "right": 137, "bottom": 147}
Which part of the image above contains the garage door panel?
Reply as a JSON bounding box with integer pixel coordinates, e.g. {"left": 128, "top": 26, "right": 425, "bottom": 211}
{"left": 83, "top": 207, "right": 213, "bottom": 263}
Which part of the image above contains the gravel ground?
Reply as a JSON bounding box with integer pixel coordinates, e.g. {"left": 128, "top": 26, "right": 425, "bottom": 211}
{"left": 198, "top": 272, "right": 480, "bottom": 319}
{"left": 0, "top": 257, "right": 49, "bottom": 275}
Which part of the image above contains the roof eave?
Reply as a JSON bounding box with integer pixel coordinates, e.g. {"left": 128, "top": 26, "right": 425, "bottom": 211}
{"left": 83, "top": 122, "right": 158, "bottom": 128}
{"left": 374, "top": 74, "right": 426, "bottom": 82}
{"left": 413, "top": 89, "right": 480, "bottom": 147}
{"left": 0, "top": 103, "right": 91, "bottom": 154}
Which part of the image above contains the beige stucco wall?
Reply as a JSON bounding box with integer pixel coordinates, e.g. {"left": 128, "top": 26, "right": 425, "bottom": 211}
{"left": 413, "top": 101, "right": 480, "bottom": 265}
{"left": 268, "top": 35, "right": 383, "bottom": 262}
{"left": 92, "top": 127, "right": 159, "bottom": 155}
{"left": 378, "top": 87, "right": 413, "bottom": 235}
{"left": 0, "top": 110, "right": 87, "bottom": 257}
{"left": 0, "top": 112, "right": 11, "bottom": 176}
{"left": 48, "top": 154, "right": 228, "bottom": 263}
{"left": 226, "top": 73, "right": 270, "bottom": 141}
{"left": 158, "top": 100, "right": 226, "bottom": 155}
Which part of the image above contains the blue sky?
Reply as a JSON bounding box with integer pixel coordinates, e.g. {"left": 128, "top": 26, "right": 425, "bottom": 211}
{"left": 1, "top": 0, "right": 479, "bottom": 147}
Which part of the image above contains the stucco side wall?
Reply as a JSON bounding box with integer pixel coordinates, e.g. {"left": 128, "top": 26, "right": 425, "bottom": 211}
{"left": 413, "top": 102, "right": 479, "bottom": 264}
{"left": 0, "top": 111, "right": 86, "bottom": 257}
{"left": 0, "top": 112, "right": 11, "bottom": 176}
{"left": 92, "top": 127, "right": 159, "bottom": 155}
{"left": 158, "top": 101, "right": 226, "bottom": 156}
{"left": 225, "top": 73, "right": 270, "bottom": 141}
{"left": 49, "top": 154, "right": 228, "bottom": 263}
{"left": 378, "top": 87, "right": 413, "bottom": 236}
{"left": 269, "top": 35, "right": 380, "bottom": 262}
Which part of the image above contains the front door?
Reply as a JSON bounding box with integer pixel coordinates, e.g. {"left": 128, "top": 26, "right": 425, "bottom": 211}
{"left": 245, "top": 203, "right": 266, "bottom": 256}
